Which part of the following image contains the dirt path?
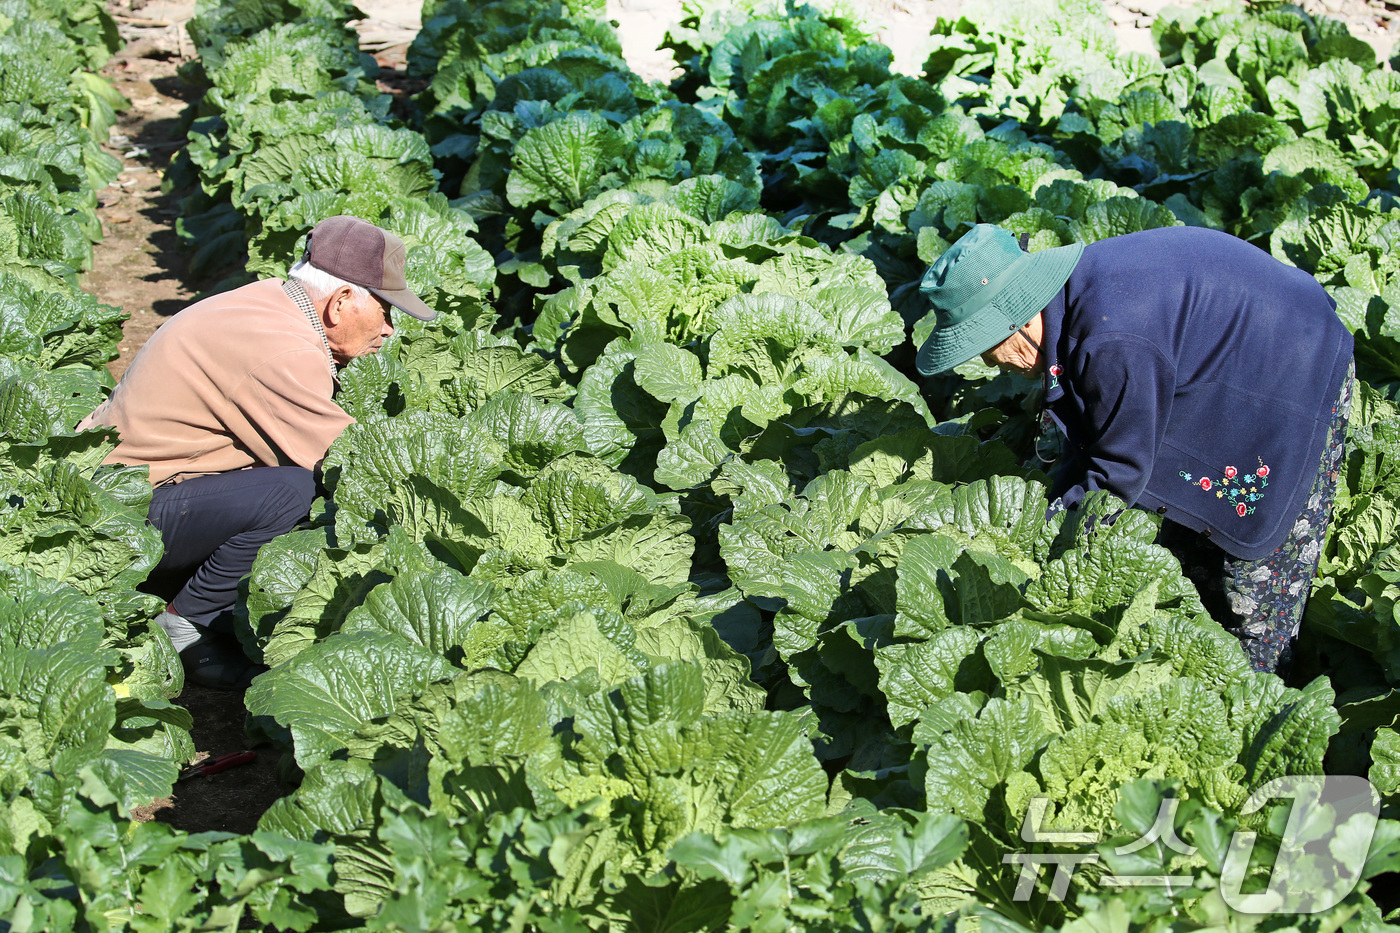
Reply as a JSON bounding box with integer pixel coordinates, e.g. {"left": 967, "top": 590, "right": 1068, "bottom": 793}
{"left": 86, "top": 0, "right": 197, "bottom": 382}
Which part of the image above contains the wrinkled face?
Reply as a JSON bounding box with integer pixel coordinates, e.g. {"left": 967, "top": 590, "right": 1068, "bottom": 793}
{"left": 324, "top": 287, "right": 394, "bottom": 363}
{"left": 980, "top": 328, "right": 1042, "bottom": 377}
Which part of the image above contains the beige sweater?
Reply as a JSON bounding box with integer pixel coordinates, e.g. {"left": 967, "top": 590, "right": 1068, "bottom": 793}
{"left": 79, "top": 279, "right": 352, "bottom": 486}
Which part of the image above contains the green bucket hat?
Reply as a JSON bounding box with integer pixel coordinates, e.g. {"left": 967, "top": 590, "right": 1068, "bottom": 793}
{"left": 915, "top": 225, "right": 1084, "bottom": 376}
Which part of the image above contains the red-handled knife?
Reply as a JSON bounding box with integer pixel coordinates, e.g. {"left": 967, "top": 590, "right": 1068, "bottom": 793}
{"left": 177, "top": 750, "right": 257, "bottom": 782}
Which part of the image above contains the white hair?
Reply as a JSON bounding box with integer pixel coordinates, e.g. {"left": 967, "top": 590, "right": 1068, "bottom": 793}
{"left": 288, "top": 258, "right": 369, "bottom": 301}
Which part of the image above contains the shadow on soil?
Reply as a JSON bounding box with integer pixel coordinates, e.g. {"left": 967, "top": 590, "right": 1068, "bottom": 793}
{"left": 128, "top": 104, "right": 203, "bottom": 315}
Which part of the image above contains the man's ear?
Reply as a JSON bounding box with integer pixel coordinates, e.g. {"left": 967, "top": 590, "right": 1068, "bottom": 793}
{"left": 324, "top": 285, "right": 352, "bottom": 326}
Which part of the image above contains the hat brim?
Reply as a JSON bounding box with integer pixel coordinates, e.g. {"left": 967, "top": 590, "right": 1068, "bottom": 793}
{"left": 370, "top": 285, "right": 437, "bottom": 322}
{"left": 915, "top": 241, "right": 1084, "bottom": 376}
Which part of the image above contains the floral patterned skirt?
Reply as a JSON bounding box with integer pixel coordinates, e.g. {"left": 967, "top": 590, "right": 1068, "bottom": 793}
{"left": 1159, "top": 360, "right": 1355, "bottom": 676}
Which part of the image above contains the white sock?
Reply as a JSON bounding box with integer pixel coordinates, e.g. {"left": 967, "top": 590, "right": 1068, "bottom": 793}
{"left": 155, "top": 609, "right": 202, "bottom": 653}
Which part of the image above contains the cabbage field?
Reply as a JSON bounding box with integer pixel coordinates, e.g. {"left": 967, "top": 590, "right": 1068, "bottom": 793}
{"left": 6, "top": 0, "right": 1400, "bottom": 928}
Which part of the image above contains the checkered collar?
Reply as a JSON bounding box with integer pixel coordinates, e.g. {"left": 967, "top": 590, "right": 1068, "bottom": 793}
{"left": 282, "top": 278, "right": 338, "bottom": 382}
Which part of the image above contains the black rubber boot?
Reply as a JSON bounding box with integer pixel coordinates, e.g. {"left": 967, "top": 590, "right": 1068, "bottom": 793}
{"left": 178, "top": 629, "right": 266, "bottom": 691}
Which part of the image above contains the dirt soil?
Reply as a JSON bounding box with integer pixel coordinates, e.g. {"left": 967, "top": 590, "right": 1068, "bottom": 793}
{"left": 97, "top": 0, "right": 1400, "bottom": 833}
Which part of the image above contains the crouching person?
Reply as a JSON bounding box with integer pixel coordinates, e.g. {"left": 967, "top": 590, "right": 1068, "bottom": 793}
{"left": 79, "top": 216, "right": 436, "bottom": 689}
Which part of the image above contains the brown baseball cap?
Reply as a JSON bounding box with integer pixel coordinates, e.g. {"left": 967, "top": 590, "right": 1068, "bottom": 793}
{"left": 303, "top": 215, "right": 436, "bottom": 321}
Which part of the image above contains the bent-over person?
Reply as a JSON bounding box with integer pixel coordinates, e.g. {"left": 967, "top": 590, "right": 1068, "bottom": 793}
{"left": 916, "top": 224, "right": 1354, "bottom": 676}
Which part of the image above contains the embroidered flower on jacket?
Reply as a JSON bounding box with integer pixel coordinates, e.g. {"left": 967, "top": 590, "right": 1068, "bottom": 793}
{"left": 1185, "top": 458, "right": 1269, "bottom": 517}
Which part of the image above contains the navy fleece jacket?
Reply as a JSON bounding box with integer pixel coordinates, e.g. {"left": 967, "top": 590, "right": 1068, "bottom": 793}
{"left": 1041, "top": 227, "right": 1353, "bottom": 560}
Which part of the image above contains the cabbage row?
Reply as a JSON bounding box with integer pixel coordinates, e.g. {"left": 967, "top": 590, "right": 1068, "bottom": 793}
{"left": 6, "top": 0, "right": 1400, "bottom": 929}
{"left": 168, "top": 0, "right": 498, "bottom": 324}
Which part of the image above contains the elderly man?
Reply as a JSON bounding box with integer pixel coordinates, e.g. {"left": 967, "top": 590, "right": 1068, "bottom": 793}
{"left": 916, "top": 224, "right": 1354, "bottom": 676}
{"left": 80, "top": 216, "right": 435, "bottom": 689}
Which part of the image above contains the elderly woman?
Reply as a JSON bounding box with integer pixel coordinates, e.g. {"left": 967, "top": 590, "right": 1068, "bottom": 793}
{"left": 916, "top": 224, "right": 1355, "bottom": 675}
